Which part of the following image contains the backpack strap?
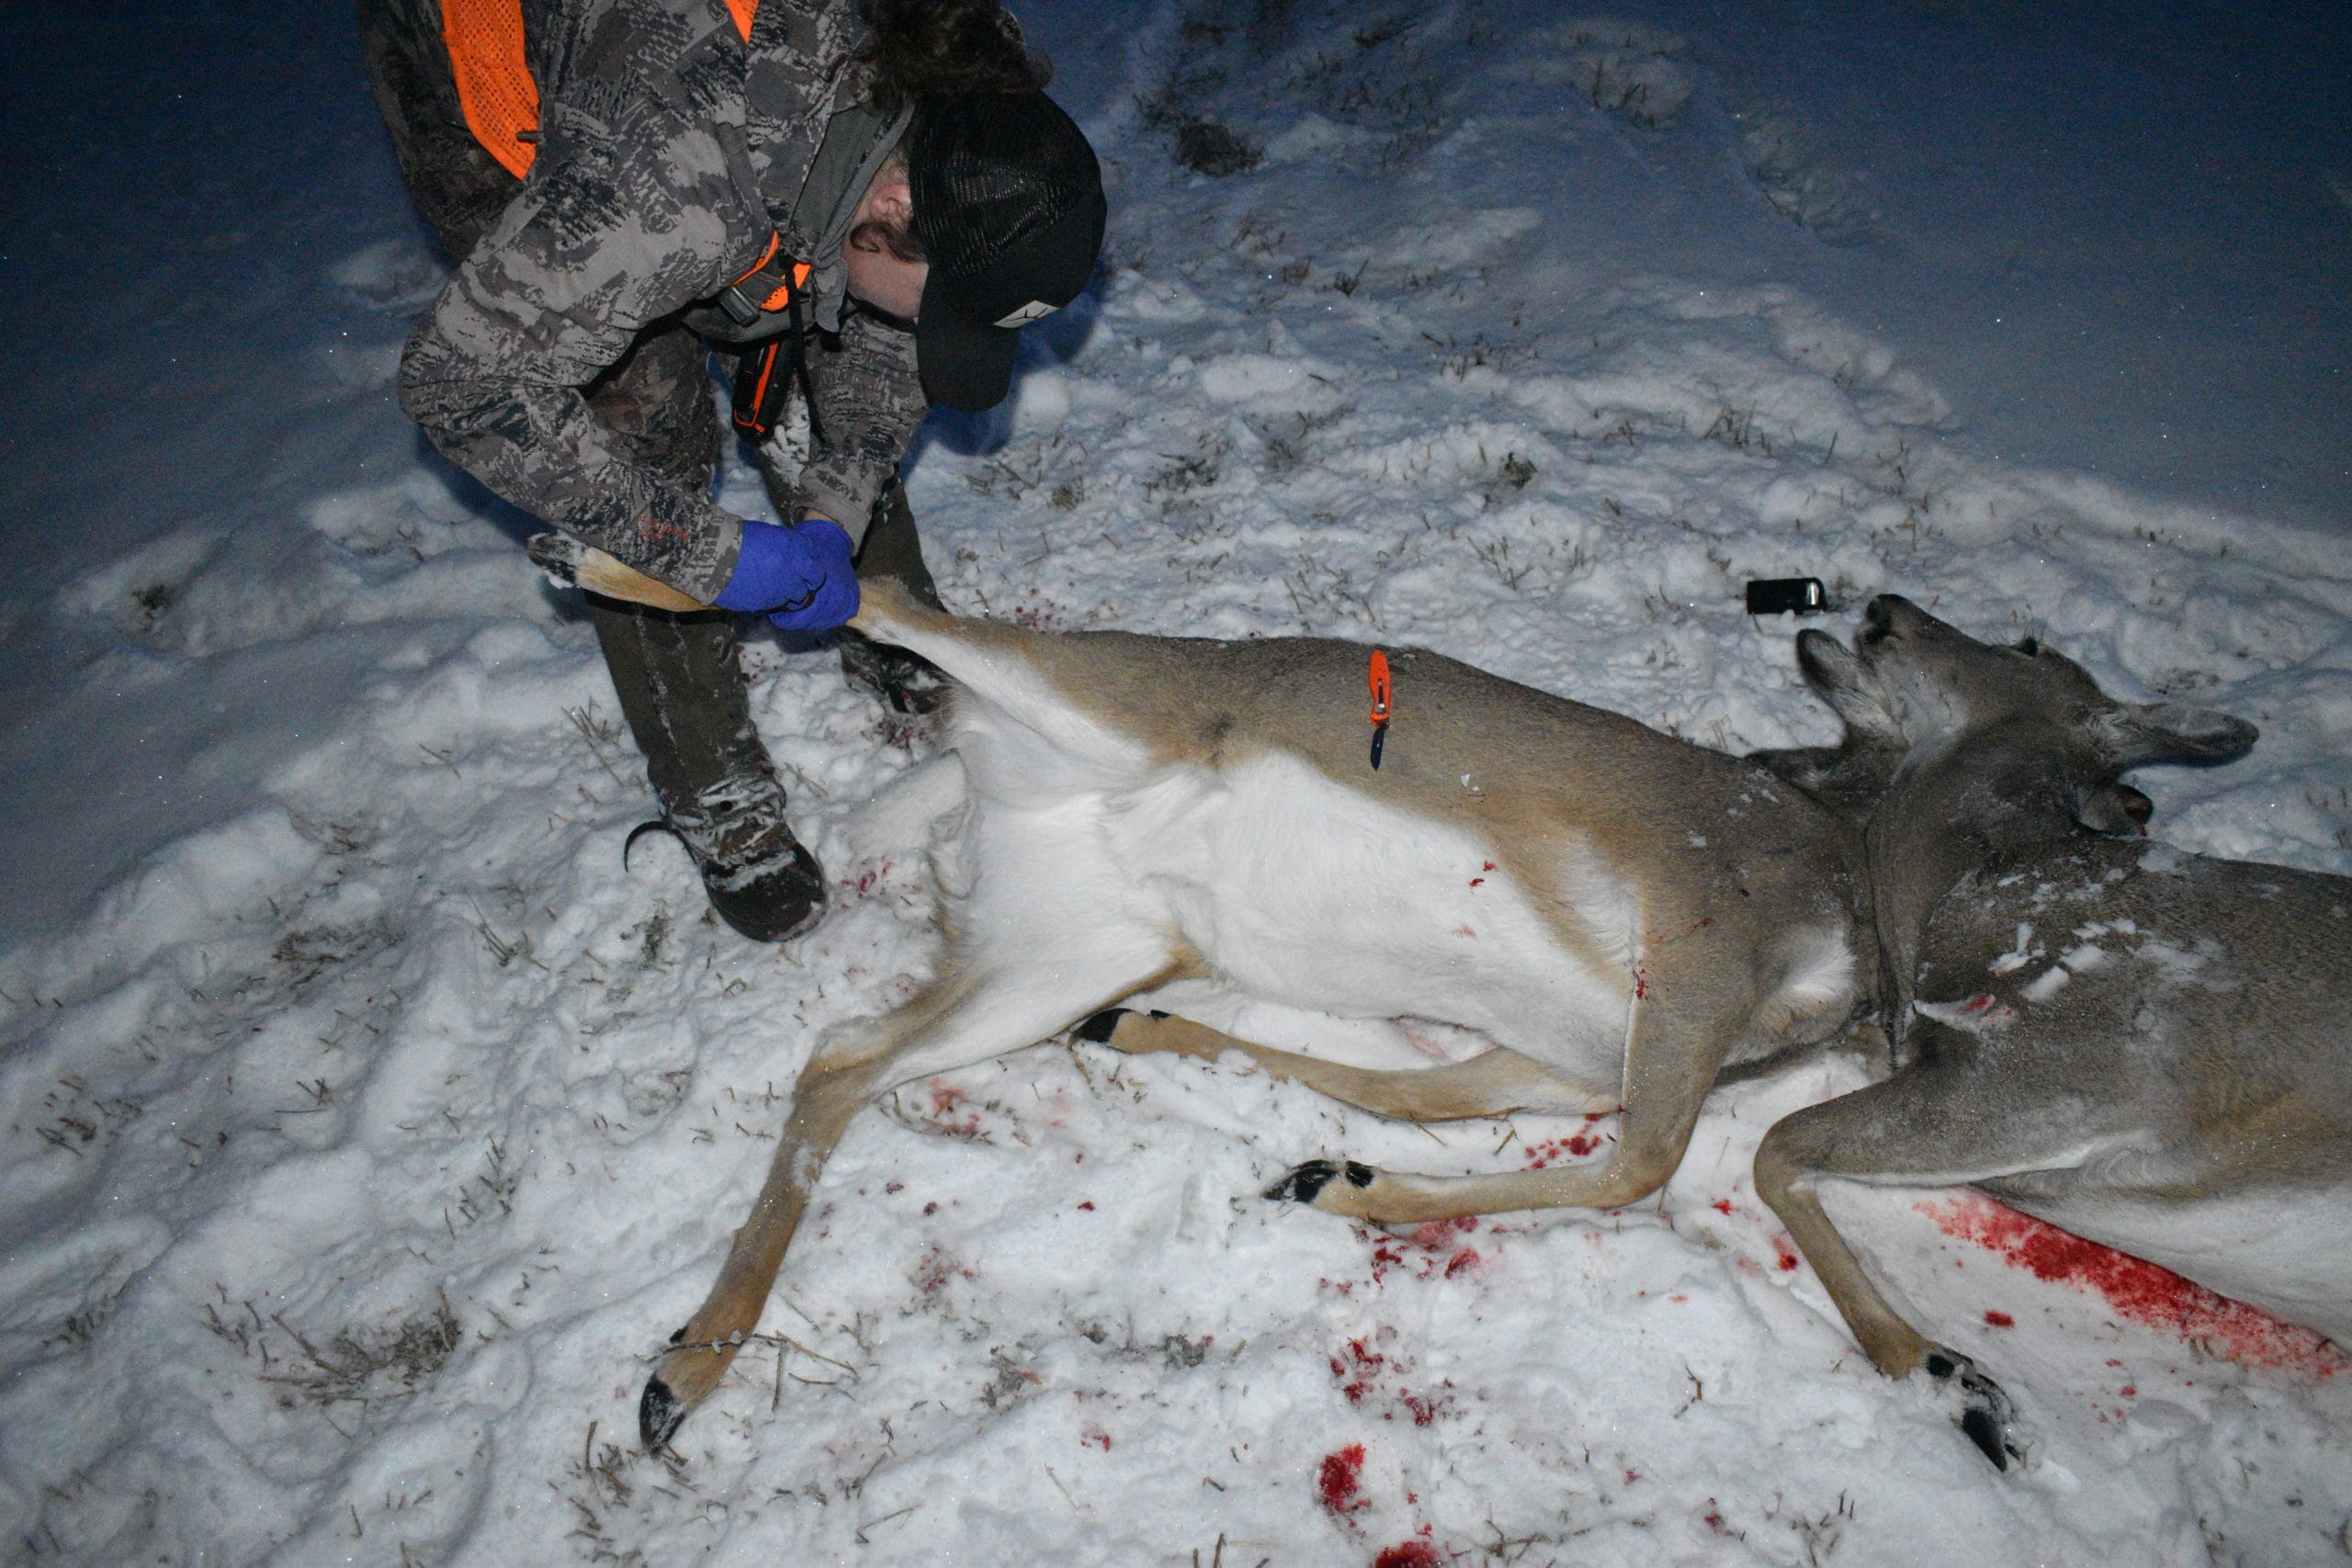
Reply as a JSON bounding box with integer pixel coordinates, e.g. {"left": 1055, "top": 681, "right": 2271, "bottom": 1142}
{"left": 729, "top": 287, "right": 830, "bottom": 445}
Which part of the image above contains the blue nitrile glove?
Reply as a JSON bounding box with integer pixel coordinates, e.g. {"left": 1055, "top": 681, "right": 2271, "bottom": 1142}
{"left": 711, "top": 517, "right": 859, "bottom": 631}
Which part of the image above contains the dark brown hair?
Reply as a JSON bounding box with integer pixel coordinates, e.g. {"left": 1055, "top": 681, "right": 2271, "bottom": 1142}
{"left": 860, "top": 0, "right": 1051, "bottom": 111}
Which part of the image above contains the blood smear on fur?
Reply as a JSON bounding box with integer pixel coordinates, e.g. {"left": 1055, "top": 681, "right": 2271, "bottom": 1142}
{"left": 1921, "top": 1194, "right": 2345, "bottom": 1376}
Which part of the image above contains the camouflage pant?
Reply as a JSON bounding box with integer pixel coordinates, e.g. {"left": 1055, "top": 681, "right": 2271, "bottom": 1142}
{"left": 356, "top": 0, "right": 936, "bottom": 818}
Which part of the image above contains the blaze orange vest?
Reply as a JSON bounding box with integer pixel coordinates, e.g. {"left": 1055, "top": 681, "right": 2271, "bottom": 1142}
{"left": 442, "top": 0, "right": 760, "bottom": 178}
{"left": 439, "top": 0, "right": 814, "bottom": 441}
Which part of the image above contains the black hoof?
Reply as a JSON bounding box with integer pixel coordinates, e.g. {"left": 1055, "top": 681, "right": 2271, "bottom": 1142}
{"left": 1927, "top": 1349, "right": 2021, "bottom": 1471}
{"left": 639, "top": 1374, "right": 685, "bottom": 1451}
{"left": 1263, "top": 1158, "right": 1375, "bottom": 1204}
{"left": 1072, "top": 1009, "right": 1129, "bottom": 1044}
{"left": 526, "top": 530, "right": 587, "bottom": 588}
{"left": 1265, "top": 1159, "right": 1335, "bottom": 1203}
{"left": 839, "top": 630, "right": 949, "bottom": 715}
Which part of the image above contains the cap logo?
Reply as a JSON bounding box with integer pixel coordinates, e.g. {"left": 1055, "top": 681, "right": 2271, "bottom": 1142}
{"left": 992, "top": 299, "right": 1059, "bottom": 328}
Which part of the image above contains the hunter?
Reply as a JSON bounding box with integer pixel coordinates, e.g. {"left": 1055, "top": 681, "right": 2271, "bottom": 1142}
{"left": 357, "top": 0, "right": 1105, "bottom": 938}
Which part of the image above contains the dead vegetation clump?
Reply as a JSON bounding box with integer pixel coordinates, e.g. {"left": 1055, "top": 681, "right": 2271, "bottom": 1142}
{"left": 30, "top": 1073, "right": 146, "bottom": 1157}
{"left": 1140, "top": 92, "right": 1264, "bottom": 176}
{"left": 271, "top": 920, "right": 398, "bottom": 989}
{"left": 1143, "top": 0, "right": 1453, "bottom": 178}
{"left": 131, "top": 581, "right": 176, "bottom": 631}
{"left": 203, "top": 1293, "right": 464, "bottom": 1412}
{"left": 1173, "top": 116, "right": 1263, "bottom": 176}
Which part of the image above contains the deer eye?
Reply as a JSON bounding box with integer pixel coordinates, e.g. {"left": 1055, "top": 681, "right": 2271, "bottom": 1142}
{"left": 2012, "top": 636, "right": 2041, "bottom": 657}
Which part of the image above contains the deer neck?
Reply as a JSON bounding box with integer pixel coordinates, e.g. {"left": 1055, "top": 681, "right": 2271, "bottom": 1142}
{"left": 1860, "top": 735, "right": 2092, "bottom": 1032}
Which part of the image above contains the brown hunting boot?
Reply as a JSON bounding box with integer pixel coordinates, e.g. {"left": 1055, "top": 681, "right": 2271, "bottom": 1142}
{"left": 625, "top": 772, "right": 825, "bottom": 942}
{"left": 591, "top": 597, "right": 829, "bottom": 942}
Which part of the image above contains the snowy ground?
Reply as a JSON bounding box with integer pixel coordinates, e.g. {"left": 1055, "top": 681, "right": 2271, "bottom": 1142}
{"left": 3, "top": 2, "right": 2349, "bottom": 1564}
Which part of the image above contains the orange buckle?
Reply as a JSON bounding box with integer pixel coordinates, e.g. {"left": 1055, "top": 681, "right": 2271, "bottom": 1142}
{"left": 720, "top": 238, "right": 811, "bottom": 327}
{"left": 1367, "top": 649, "right": 1392, "bottom": 770}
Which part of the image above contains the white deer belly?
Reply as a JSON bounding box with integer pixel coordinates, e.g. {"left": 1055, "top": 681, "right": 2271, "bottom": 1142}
{"left": 2014, "top": 1184, "right": 2352, "bottom": 1346}
{"left": 1102, "top": 752, "right": 1634, "bottom": 1084}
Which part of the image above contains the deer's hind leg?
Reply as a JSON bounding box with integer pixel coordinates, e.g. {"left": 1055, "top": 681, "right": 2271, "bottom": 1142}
{"left": 639, "top": 942, "right": 1182, "bottom": 1450}
{"left": 1266, "top": 973, "right": 1747, "bottom": 1224}
{"left": 1076, "top": 1008, "right": 1616, "bottom": 1122}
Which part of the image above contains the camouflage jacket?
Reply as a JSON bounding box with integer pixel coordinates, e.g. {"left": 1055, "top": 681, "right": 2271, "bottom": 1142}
{"left": 396, "top": 0, "right": 927, "bottom": 600}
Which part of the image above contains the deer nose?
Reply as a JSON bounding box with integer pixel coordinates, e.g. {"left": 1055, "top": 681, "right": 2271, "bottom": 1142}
{"left": 1858, "top": 596, "right": 1894, "bottom": 647}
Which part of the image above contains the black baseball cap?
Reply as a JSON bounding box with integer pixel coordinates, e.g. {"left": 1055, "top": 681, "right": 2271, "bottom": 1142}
{"left": 908, "top": 92, "right": 1106, "bottom": 411}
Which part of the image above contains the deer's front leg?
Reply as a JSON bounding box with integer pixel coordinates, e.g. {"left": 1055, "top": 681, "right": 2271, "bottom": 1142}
{"left": 1750, "top": 1043, "right": 2057, "bottom": 1472}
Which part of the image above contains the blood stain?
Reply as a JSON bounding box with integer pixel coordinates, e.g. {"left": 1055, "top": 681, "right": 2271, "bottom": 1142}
{"left": 1923, "top": 1194, "right": 2346, "bottom": 1375}
{"left": 1318, "top": 1444, "right": 1368, "bottom": 1512}
{"left": 1398, "top": 1389, "right": 1451, "bottom": 1426}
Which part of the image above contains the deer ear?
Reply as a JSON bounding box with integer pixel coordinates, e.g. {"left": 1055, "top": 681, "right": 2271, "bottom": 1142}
{"left": 2075, "top": 781, "right": 2153, "bottom": 837}
{"left": 2103, "top": 702, "right": 2257, "bottom": 766}
{"left": 1794, "top": 629, "right": 1901, "bottom": 744}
